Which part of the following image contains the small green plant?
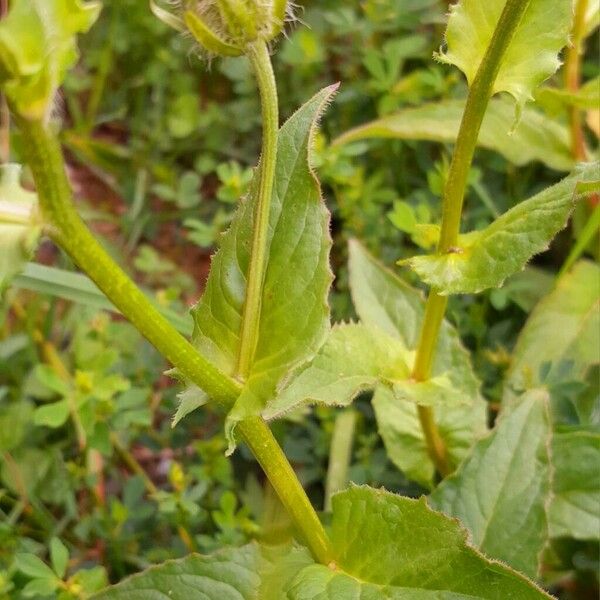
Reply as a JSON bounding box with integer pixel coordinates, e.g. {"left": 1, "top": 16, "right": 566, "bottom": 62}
{"left": 0, "top": 0, "right": 598, "bottom": 598}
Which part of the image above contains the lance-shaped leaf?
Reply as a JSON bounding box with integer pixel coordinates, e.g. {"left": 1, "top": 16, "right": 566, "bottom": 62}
{"left": 332, "top": 97, "right": 573, "bottom": 172}
{"left": 549, "top": 430, "right": 600, "bottom": 540}
{"left": 430, "top": 390, "right": 552, "bottom": 579}
{"left": 504, "top": 260, "right": 600, "bottom": 408}
{"left": 0, "top": 165, "right": 41, "bottom": 294}
{"left": 348, "top": 241, "right": 486, "bottom": 488}
{"left": 438, "top": 0, "right": 572, "bottom": 112}
{"left": 402, "top": 163, "right": 600, "bottom": 295}
{"left": 94, "top": 486, "right": 552, "bottom": 599}
{"left": 188, "top": 86, "right": 337, "bottom": 448}
{"left": 0, "top": 0, "right": 101, "bottom": 120}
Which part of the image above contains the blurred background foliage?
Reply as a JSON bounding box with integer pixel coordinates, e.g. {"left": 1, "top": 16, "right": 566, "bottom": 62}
{"left": 1, "top": 0, "right": 598, "bottom": 598}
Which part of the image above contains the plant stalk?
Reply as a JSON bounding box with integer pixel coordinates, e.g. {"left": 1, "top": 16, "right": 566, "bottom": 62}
{"left": 324, "top": 409, "right": 357, "bottom": 512}
{"left": 17, "top": 116, "right": 334, "bottom": 566}
{"left": 0, "top": 0, "right": 9, "bottom": 164}
{"left": 236, "top": 41, "right": 279, "bottom": 379}
{"left": 411, "top": 0, "right": 532, "bottom": 475}
{"left": 564, "top": 0, "right": 589, "bottom": 161}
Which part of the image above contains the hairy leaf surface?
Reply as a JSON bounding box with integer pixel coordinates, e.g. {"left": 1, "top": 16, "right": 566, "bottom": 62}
{"left": 438, "top": 0, "right": 572, "bottom": 111}
{"left": 402, "top": 163, "right": 599, "bottom": 295}
{"left": 0, "top": 165, "right": 41, "bottom": 294}
{"left": 94, "top": 487, "right": 551, "bottom": 599}
{"left": 330, "top": 487, "right": 551, "bottom": 598}
{"left": 187, "top": 86, "right": 336, "bottom": 446}
{"left": 549, "top": 430, "right": 600, "bottom": 540}
{"left": 430, "top": 391, "right": 552, "bottom": 578}
{"left": 264, "top": 323, "right": 467, "bottom": 420}
{"left": 333, "top": 98, "right": 572, "bottom": 171}
{"left": 0, "top": 0, "right": 100, "bottom": 119}
{"left": 348, "top": 241, "right": 486, "bottom": 487}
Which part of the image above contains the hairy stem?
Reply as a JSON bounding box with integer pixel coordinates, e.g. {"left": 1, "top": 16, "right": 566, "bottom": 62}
{"left": 0, "top": 0, "right": 8, "bottom": 163}
{"left": 17, "top": 116, "right": 334, "bottom": 565}
{"left": 325, "top": 409, "right": 357, "bottom": 512}
{"left": 236, "top": 41, "right": 279, "bottom": 379}
{"left": 565, "top": 0, "right": 589, "bottom": 161}
{"left": 411, "top": 0, "right": 532, "bottom": 475}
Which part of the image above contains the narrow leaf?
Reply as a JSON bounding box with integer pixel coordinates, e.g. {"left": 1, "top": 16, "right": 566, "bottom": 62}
{"left": 333, "top": 97, "right": 573, "bottom": 172}
{"left": 430, "top": 391, "right": 552, "bottom": 579}
{"left": 402, "top": 163, "right": 599, "bottom": 295}
{"left": 549, "top": 430, "right": 600, "bottom": 540}
{"left": 438, "top": 0, "right": 572, "bottom": 112}
{"left": 189, "top": 86, "right": 337, "bottom": 447}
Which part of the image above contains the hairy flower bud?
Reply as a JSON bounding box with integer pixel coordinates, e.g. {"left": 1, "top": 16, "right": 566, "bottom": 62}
{"left": 152, "top": 0, "right": 290, "bottom": 56}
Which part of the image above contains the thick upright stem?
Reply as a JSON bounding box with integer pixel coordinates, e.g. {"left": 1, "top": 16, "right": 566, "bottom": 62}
{"left": 17, "top": 116, "right": 333, "bottom": 565}
{"left": 0, "top": 0, "right": 9, "bottom": 163}
{"left": 236, "top": 41, "right": 279, "bottom": 378}
{"left": 411, "top": 0, "right": 532, "bottom": 475}
{"left": 565, "top": 0, "right": 589, "bottom": 161}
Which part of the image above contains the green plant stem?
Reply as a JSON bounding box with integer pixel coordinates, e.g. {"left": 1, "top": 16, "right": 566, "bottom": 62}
{"left": 236, "top": 41, "right": 279, "bottom": 379}
{"left": 0, "top": 1, "right": 8, "bottom": 163}
{"left": 565, "top": 0, "right": 589, "bottom": 161}
{"left": 411, "top": 0, "right": 532, "bottom": 475}
{"left": 17, "top": 116, "right": 334, "bottom": 566}
{"left": 325, "top": 409, "right": 357, "bottom": 512}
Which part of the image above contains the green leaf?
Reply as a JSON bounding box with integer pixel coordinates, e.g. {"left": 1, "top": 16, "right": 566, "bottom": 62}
{"left": 286, "top": 565, "right": 484, "bottom": 599}
{"left": 33, "top": 399, "right": 71, "bottom": 429}
{"left": 22, "top": 577, "right": 60, "bottom": 597}
{"left": 549, "top": 430, "right": 600, "bottom": 540}
{"left": 536, "top": 77, "right": 600, "bottom": 111}
{"left": 50, "top": 537, "right": 69, "bottom": 579}
{"left": 264, "top": 323, "right": 409, "bottom": 419}
{"left": 332, "top": 97, "right": 573, "bottom": 172}
{"left": 94, "top": 488, "right": 550, "bottom": 599}
{"left": 430, "top": 391, "right": 552, "bottom": 579}
{"left": 438, "top": 0, "right": 572, "bottom": 112}
{"left": 0, "top": 165, "right": 40, "bottom": 294}
{"left": 348, "top": 240, "right": 486, "bottom": 487}
{"left": 0, "top": 0, "right": 101, "bottom": 119}
{"left": 372, "top": 385, "right": 487, "bottom": 489}
{"left": 0, "top": 401, "right": 33, "bottom": 451}
{"left": 15, "top": 554, "right": 57, "bottom": 581}
{"left": 13, "top": 263, "right": 193, "bottom": 336}
{"left": 265, "top": 322, "right": 469, "bottom": 421}
{"left": 189, "top": 86, "right": 337, "bottom": 447}
{"left": 504, "top": 260, "right": 600, "bottom": 408}
{"left": 329, "top": 487, "right": 551, "bottom": 598}
{"left": 91, "top": 543, "right": 313, "bottom": 600}
{"left": 402, "top": 163, "right": 599, "bottom": 295}
{"left": 172, "top": 385, "right": 209, "bottom": 427}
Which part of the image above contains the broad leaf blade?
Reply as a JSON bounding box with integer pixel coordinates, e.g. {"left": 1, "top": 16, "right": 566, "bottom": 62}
{"left": 187, "top": 86, "right": 337, "bottom": 439}
{"left": 549, "top": 430, "right": 600, "bottom": 540}
{"left": 373, "top": 385, "right": 487, "bottom": 489}
{"left": 504, "top": 260, "right": 600, "bottom": 408}
{"left": 333, "top": 97, "right": 573, "bottom": 171}
{"left": 331, "top": 487, "right": 552, "bottom": 598}
{"left": 439, "top": 0, "right": 572, "bottom": 111}
{"left": 402, "top": 163, "right": 599, "bottom": 295}
{"left": 0, "top": 0, "right": 101, "bottom": 119}
{"left": 0, "top": 164, "right": 40, "bottom": 294}
{"left": 430, "top": 390, "right": 552, "bottom": 578}
{"left": 348, "top": 241, "right": 486, "bottom": 487}
{"left": 91, "top": 543, "right": 313, "bottom": 600}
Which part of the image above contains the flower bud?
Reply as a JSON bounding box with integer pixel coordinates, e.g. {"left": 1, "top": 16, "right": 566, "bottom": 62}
{"left": 152, "top": 0, "right": 289, "bottom": 56}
